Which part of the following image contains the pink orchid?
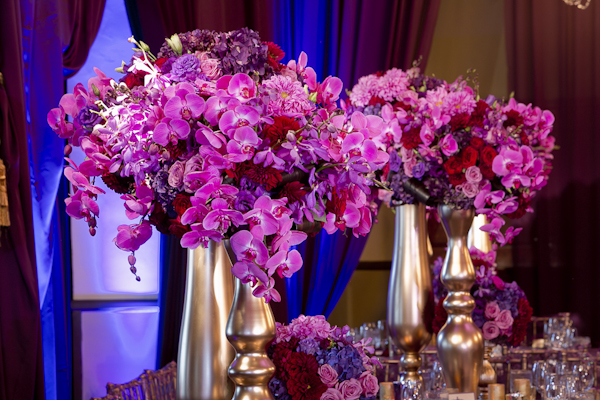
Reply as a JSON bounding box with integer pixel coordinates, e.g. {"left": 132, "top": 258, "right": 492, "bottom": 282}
{"left": 225, "top": 126, "right": 261, "bottom": 162}
{"left": 121, "top": 184, "right": 154, "bottom": 219}
{"left": 195, "top": 121, "right": 227, "bottom": 148}
{"left": 114, "top": 220, "right": 153, "bottom": 252}
{"left": 271, "top": 218, "right": 308, "bottom": 253}
{"left": 164, "top": 90, "right": 205, "bottom": 121}
{"left": 64, "top": 159, "right": 105, "bottom": 195}
{"left": 252, "top": 277, "right": 281, "bottom": 303}
{"left": 180, "top": 225, "right": 223, "bottom": 249}
{"left": 65, "top": 190, "right": 99, "bottom": 221}
{"left": 265, "top": 249, "right": 303, "bottom": 278}
{"left": 202, "top": 198, "right": 244, "bottom": 232}
{"left": 153, "top": 118, "right": 191, "bottom": 146}
{"left": 227, "top": 73, "right": 257, "bottom": 103}
{"left": 492, "top": 148, "right": 523, "bottom": 176}
{"left": 230, "top": 229, "right": 269, "bottom": 265}
{"left": 194, "top": 177, "right": 239, "bottom": 204}
{"left": 203, "top": 93, "right": 241, "bottom": 126}
{"left": 231, "top": 260, "right": 268, "bottom": 286}
{"left": 439, "top": 134, "right": 458, "bottom": 156}
{"left": 218, "top": 105, "right": 260, "bottom": 135}
{"left": 47, "top": 107, "right": 74, "bottom": 139}
{"left": 318, "top": 76, "right": 343, "bottom": 108}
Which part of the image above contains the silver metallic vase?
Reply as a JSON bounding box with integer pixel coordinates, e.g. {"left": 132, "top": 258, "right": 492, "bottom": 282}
{"left": 387, "top": 203, "right": 433, "bottom": 386}
{"left": 177, "top": 241, "right": 235, "bottom": 400}
{"left": 436, "top": 205, "right": 484, "bottom": 393}
{"left": 224, "top": 241, "right": 276, "bottom": 400}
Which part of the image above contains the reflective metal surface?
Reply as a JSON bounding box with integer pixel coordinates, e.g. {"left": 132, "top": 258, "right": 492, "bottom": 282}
{"left": 387, "top": 204, "right": 433, "bottom": 386}
{"left": 225, "top": 240, "right": 276, "bottom": 400}
{"left": 489, "top": 384, "right": 505, "bottom": 400}
{"left": 468, "top": 214, "right": 492, "bottom": 253}
{"left": 436, "top": 205, "right": 484, "bottom": 393}
{"left": 478, "top": 345, "right": 497, "bottom": 400}
{"left": 177, "top": 241, "right": 235, "bottom": 400}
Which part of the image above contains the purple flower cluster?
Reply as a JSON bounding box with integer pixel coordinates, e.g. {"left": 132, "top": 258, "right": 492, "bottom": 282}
{"left": 269, "top": 315, "right": 380, "bottom": 400}
{"left": 48, "top": 29, "right": 390, "bottom": 301}
{"left": 347, "top": 67, "right": 556, "bottom": 247}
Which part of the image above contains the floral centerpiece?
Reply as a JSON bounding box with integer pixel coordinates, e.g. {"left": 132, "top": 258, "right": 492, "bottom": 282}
{"left": 346, "top": 67, "right": 556, "bottom": 246}
{"left": 48, "top": 28, "right": 389, "bottom": 301}
{"left": 268, "top": 315, "right": 380, "bottom": 400}
{"left": 431, "top": 248, "right": 533, "bottom": 346}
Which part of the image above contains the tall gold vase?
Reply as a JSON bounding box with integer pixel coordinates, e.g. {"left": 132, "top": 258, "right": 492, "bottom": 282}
{"left": 224, "top": 241, "right": 276, "bottom": 400}
{"left": 387, "top": 203, "right": 433, "bottom": 386}
{"left": 176, "top": 241, "right": 235, "bottom": 400}
{"left": 436, "top": 205, "right": 484, "bottom": 393}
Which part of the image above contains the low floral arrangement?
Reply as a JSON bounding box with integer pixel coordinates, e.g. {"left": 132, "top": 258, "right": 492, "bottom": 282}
{"left": 431, "top": 247, "right": 533, "bottom": 346}
{"left": 268, "top": 315, "right": 380, "bottom": 400}
{"left": 48, "top": 28, "right": 389, "bottom": 301}
{"left": 346, "top": 67, "right": 556, "bottom": 246}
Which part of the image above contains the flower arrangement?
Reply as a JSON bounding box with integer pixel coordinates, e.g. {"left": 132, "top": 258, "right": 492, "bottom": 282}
{"left": 48, "top": 28, "right": 389, "bottom": 301}
{"left": 346, "top": 67, "right": 556, "bottom": 246}
{"left": 431, "top": 247, "right": 533, "bottom": 346}
{"left": 268, "top": 315, "right": 380, "bottom": 400}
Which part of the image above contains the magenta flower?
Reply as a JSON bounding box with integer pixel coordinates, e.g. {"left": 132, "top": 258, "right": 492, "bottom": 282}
{"left": 252, "top": 277, "right": 281, "bottom": 303}
{"left": 153, "top": 118, "right": 191, "bottom": 146}
{"left": 121, "top": 184, "right": 154, "bottom": 219}
{"left": 495, "top": 309, "right": 514, "bottom": 330}
{"left": 225, "top": 126, "right": 261, "bottom": 162}
{"left": 230, "top": 229, "right": 269, "bottom": 265}
{"left": 203, "top": 198, "right": 244, "bottom": 232}
{"left": 203, "top": 94, "right": 241, "bottom": 126}
{"left": 114, "top": 220, "right": 153, "bottom": 252}
{"left": 317, "top": 76, "right": 343, "bottom": 109}
{"left": 271, "top": 218, "right": 308, "bottom": 253}
{"left": 180, "top": 225, "right": 223, "bottom": 249}
{"left": 419, "top": 124, "right": 434, "bottom": 146}
{"left": 263, "top": 75, "right": 315, "bottom": 117}
{"left": 218, "top": 106, "right": 260, "bottom": 135}
{"left": 227, "top": 73, "right": 257, "bottom": 103}
{"left": 194, "top": 177, "right": 239, "bottom": 204}
{"left": 265, "top": 249, "right": 302, "bottom": 278}
{"left": 482, "top": 321, "right": 500, "bottom": 340}
{"left": 484, "top": 301, "right": 501, "bottom": 319}
{"left": 65, "top": 190, "right": 99, "bottom": 221}
{"left": 318, "top": 364, "right": 339, "bottom": 388}
{"left": 164, "top": 89, "right": 205, "bottom": 120}
{"left": 47, "top": 107, "right": 74, "bottom": 139}
{"left": 492, "top": 148, "right": 523, "bottom": 176}
{"left": 231, "top": 260, "right": 268, "bottom": 286}
{"left": 439, "top": 134, "right": 458, "bottom": 156}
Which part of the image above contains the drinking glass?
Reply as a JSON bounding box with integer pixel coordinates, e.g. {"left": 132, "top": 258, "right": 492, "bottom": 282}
{"left": 401, "top": 379, "right": 424, "bottom": 400}
{"left": 532, "top": 361, "right": 547, "bottom": 394}
{"left": 361, "top": 322, "right": 381, "bottom": 349}
{"left": 544, "top": 373, "right": 564, "bottom": 400}
{"left": 572, "top": 359, "right": 594, "bottom": 392}
{"left": 432, "top": 360, "right": 445, "bottom": 390}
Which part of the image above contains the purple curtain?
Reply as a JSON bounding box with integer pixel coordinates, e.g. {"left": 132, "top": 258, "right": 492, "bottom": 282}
{"left": 0, "top": 0, "right": 105, "bottom": 398}
{"left": 504, "top": 0, "right": 600, "bottom": 344}
{"left": 0, "top": 1, "right": 45, "bottom": 399}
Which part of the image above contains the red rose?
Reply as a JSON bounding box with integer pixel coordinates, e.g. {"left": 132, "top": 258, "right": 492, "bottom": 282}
{"left": 168, "top": 218, "right": 191, "bottom": 238}
{"left": 470, "top": 100, "right": 490, "bottom": 128}
{"left": 480, "top": 164, "right": 495, "bottom": 180}
{"left": 401, "top": 126, "right": 422, "bottom": 150}
{"left": 172, "top": 193, "right": 192, "bottom": 216}
{"left": 503, "top": 109, "right": 524, "bottom": 128}
{"left": 154, "top": 57, "right": 169, "bottom": 70}
{"left": 448, "top": 173, "right": 466, "bottom": 186}
{"left": 469, "top": 137, "right": 485, "bottom": 150}
{"left": 480, "top": 146, "right": 498, "bottom": 166}
{"left": 121, "top": 72, "right": 146, "bottom": 89}
{"left": 443, "top": 156, "right": 463, "bottom": 175}
{"left": 509, "top": 298, "right": 533, "bottom": 346}
{"left": 393, "top": 101, "right": 411, "bottom": 111}
{"left": 449, "top": 113, "right": 471, "bottom": 131}
{"left": 461, "top": 146, "right": 478, "bottom": 168}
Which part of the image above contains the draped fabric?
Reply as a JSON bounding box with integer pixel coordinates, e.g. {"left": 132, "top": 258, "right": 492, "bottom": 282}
{"left": 271, "top": 0, "right": 441, "bottom": 320}
{"left": 0, "top": 0, "right": 105, "bottom": 398}
{"left": 504, "top": 1, "right": 600, "bottom": 344}
{"left": 0, "top": 1, "right": 45, "bottom": 399}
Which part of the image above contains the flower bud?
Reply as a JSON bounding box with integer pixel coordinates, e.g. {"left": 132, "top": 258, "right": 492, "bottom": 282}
{"left": 139, "top": 41, "right": 151, "bottom": 53}
{"left": 89, "top": 217, "right": 97, "bottom": 228}
{"left": 91, "top": 83, "right": 100, "bottom": 97}
{"left": 166, "top": 34, "right": 183, "bottom": 56}
{"left": 148, "top": 143, "right": 159, "bottom": 155}
{"left": 89, "top": 227, "right": 96, "bottom": 236}
{"left": 130, "top": 266, "right": 137, "bottom": 274}
{"left": 64, "top": 144, "right": 72, "bottom": 156}
{"left": 286, "top": 131, "right": 296, "bottom": 142}
{"left": 128, "top": 254, "right": 136, "bottom": 266}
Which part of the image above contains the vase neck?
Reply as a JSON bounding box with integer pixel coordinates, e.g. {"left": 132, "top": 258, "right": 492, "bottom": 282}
{"left": 438, "top": 205, "right": 475, "bottom": 240}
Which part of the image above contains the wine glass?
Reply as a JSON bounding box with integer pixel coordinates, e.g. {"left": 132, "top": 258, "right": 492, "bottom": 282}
{"left": 532, "top": 361, "right": 547, "bottom": 394}
{"left": 572, "top": 359, "right": 595, "bottom": 392}
{"left": 401, "top": 379, "right": 424, "bottom": 400}
{"left": 544, "top": 373, "right": 565, "bottom": 400}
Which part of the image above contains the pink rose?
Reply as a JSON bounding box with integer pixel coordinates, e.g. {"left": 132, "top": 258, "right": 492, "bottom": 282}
{"left": 320, "top": 388, "right": 344, "bottom": 400}
{"left": 318, "top": 364, "right": 339, "bottom": 388}
{"left": 491, "top": 276, "right": 505, "bottom": 290}
{"left": 482, "top": 321, "right": 500, "bottom": 340}
{"left": 196, "top": 52, "right": 222, "bottom": 80}
{"left": 465, "top": 166, "right": 483, "bottom": 183}
{"left": 461, "top": 181, "right": 480, "bottom": 198}
{"left": 168, "top": 161, "right": 185, "bottom": 188}
{"left": 359, "top": 371, "right": 379, "bottom": 397}
{"left": 495, "top": 309, "right": 514, "bottom": 330}
{"left": 484, "top": 301, "right": 501, "bottom": 319}
{"left": 336, "top": 379, "right": 363, "bottom": 400}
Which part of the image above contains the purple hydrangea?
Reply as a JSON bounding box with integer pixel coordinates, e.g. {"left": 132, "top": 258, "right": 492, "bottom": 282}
{"left": 169, "top": 54, "right": 202, "bottom": 82}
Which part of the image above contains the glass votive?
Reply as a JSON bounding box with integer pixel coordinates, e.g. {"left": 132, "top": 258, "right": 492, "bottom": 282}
{"left": 513, "top": 379, "right": 530, "bottom": 396}
{"left": 489, "top": 384, "right": 505, "bottom": 400}
{"left": 505, "top": 393, "right": 524, "bottom": 400}
{"left": 380, "top": 382, "right": 395, "bottom": 400}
